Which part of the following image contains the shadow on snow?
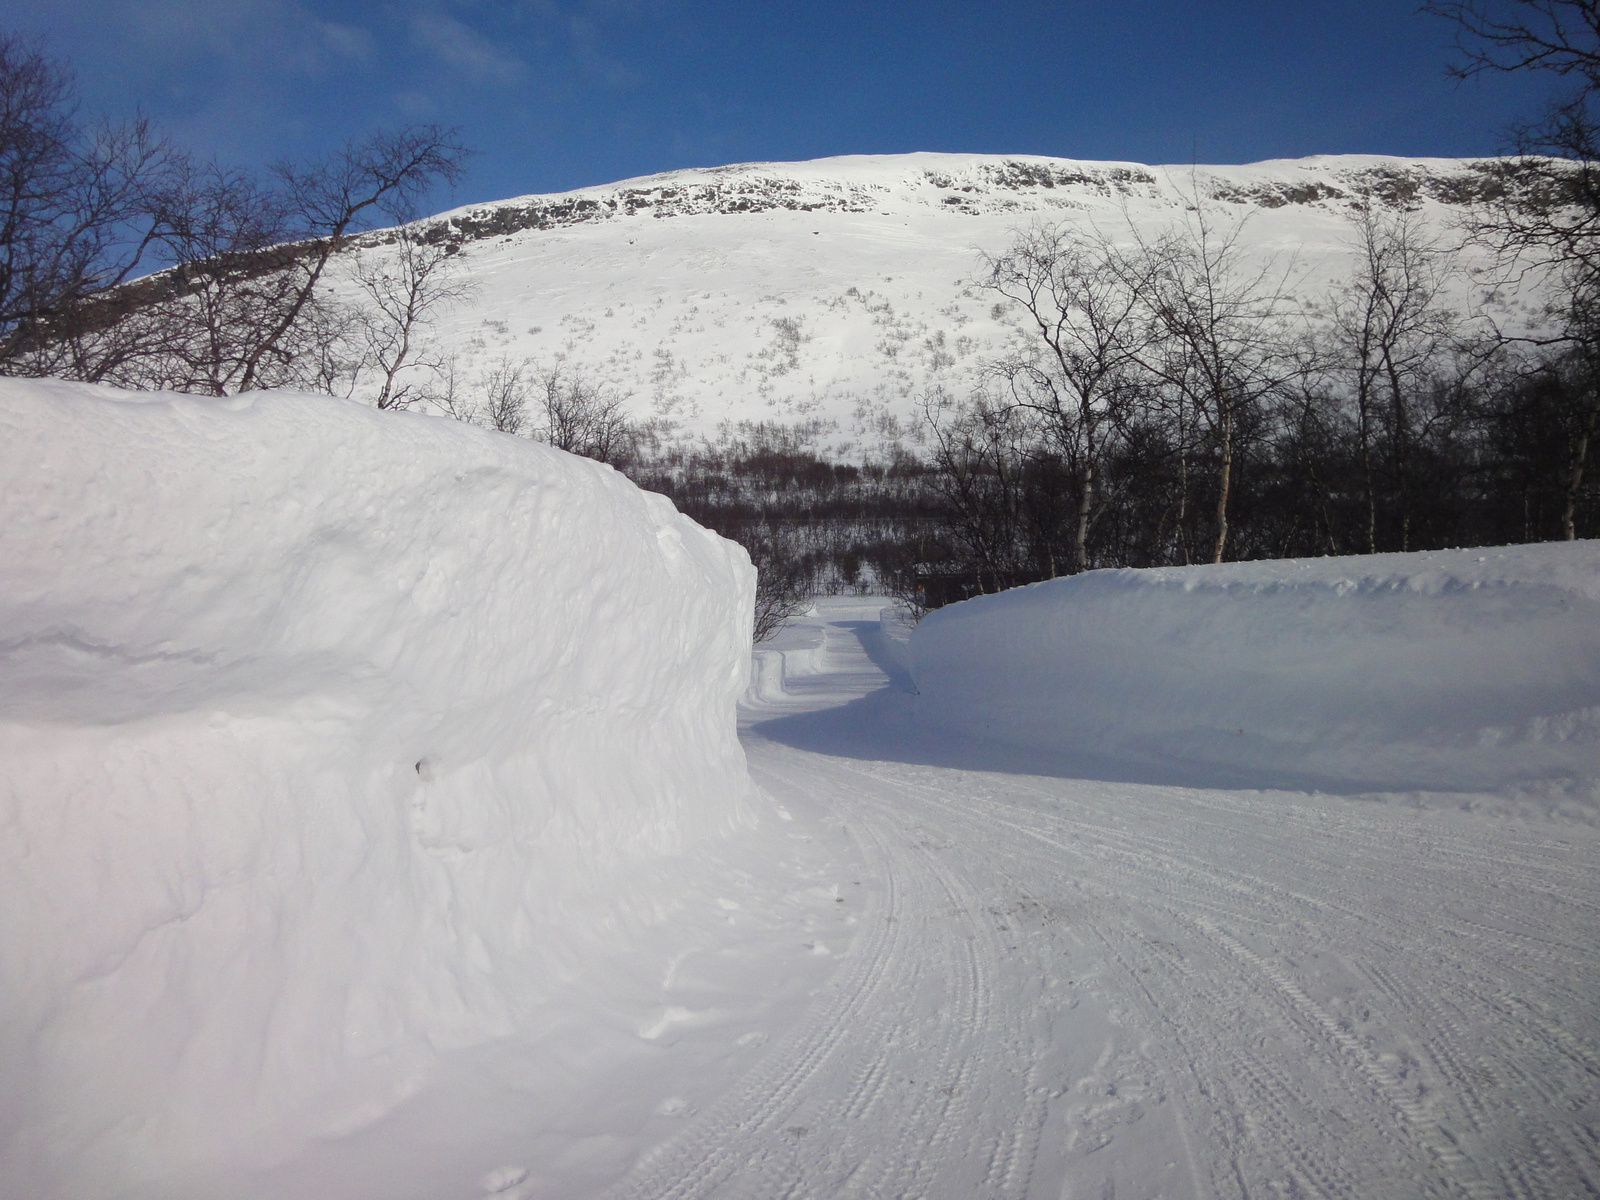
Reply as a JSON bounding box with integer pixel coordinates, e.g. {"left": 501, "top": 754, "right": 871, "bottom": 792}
{"left": 747, "top": 621, "right": 1471, "bottom": 799}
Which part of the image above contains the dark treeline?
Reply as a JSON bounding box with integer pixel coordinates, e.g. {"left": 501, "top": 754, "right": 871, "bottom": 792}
{"left": 593, "top": 330, "right": 1596, "bottom": 626}
{"left": 897, "top": 344, "right": 1597, "bottom": 610}
{"left": 886, "top": 200, "right": 1600, "bottom": 612}
{"left": 619, "top": 421, "right": 944, "bottom": 637}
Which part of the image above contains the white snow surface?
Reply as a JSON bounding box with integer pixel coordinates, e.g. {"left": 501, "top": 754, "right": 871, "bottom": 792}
{"left": 657, "top": 598, "right": 1600, "bottom": 1197}
{"left": 4, "top": 374, "right": 1599, "bottom": 1199}
{"left": 0, "top": 378, "right": 756, "bottom": 1197}
{"left": 351, "top": 151, "right": 1545, "bottom": 451}
{"left": 911, "top": 545, "right": 1600, "bottom": 792}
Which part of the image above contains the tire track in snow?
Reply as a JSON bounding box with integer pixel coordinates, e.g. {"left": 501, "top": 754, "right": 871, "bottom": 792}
{"left": 606, "top": 750, "right": 1035, "bottom": 1199}
{"left": 888, "top": 764, "right": 1599, "bottom": 1073}
{"left": 609, "top": 608, "right": 1600, "bottom": 1199}
{"left": 835, "top": 755, "right": 1593, "bottom": 1198}
{"left": 1189, "top": 913, "right": 1497, "bottom": 1198}
{"left": 950, "top": 790, "right": 1500, "bottom": 1196}
{"left": 603, "top": 795, "right": 906, "bottom": 1200}
{"left": 833, "top": 767, "right": 1403, "bottom": 1194}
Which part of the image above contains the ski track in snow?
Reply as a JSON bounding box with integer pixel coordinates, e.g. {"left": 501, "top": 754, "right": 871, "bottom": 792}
{"left": 607, "top": 600, "right": 1600, "bottom": 1200}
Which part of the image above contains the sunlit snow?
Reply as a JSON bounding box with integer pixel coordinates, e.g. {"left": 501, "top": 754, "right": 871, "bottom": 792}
{"left": 356, "top": 152, "right": 1547, "bottom": 453}
{"left": 1, "top": 171, "right": 1598, "bottom": 1195}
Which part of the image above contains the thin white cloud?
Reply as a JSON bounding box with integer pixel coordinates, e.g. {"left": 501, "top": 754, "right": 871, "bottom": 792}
{"left": 507, "top": 0, "right": 664, "bottom": 89}
{"left": 410, "top": 11, "right": 529, "bottom": 87}
{"left": 312, "top": 20, "right": 376, "bottom": 66}
{"left": 98, "top": 0, "right": 375, "bottom": 74}
{"left": 393, "top": 88, "right": 442, "bottom": 118}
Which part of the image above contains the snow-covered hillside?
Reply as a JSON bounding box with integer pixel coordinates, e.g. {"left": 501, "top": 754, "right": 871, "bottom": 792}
{"left": 0, "top": 379, "right": 755, "bottom": 1197}
{"left": 360, "top": 152, "right": 1539, "bottom": 451}
{"left": 910, "top": 543, "right": 1600, "bottom": 793}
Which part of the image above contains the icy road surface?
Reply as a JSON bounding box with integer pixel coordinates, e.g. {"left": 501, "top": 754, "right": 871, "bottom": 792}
{"left": 613, "top": 598, "right": 1600, "bottom": 1200}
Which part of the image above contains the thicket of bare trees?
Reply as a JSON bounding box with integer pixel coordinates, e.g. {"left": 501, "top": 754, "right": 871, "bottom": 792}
{"left": 457, "top": 354, "right": 637, "bottom": 458}
{"left": 0, "top": 33, "right": 470, "bottom": 397}
{"left": 897, "top": 185, "right": 1600, "bottom": 607}
{"left": 0, "top": 34, "right": 170, "bottom": 373}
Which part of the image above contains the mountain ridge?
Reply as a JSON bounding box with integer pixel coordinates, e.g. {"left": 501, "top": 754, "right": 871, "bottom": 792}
{"left": 402, "top": 152, "right": 1515, "bottom": 248}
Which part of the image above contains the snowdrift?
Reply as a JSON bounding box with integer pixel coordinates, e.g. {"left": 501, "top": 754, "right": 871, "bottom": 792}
{"left": 0, "top": 380, "right": 754, "bottom": 1196}
{"left": 910, "top": 545, "right": 1600, "bottom": 792}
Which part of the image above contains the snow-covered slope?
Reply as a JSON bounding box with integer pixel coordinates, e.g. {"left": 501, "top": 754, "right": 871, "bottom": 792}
{"left": 364, "top": 152, "right": 1536, "bottom": 451}
{"left": 910, "top": 543, "right": 1600, "bottom": 792}
{"left": 0, "top": 379, "right": 754, "bottom": 1196}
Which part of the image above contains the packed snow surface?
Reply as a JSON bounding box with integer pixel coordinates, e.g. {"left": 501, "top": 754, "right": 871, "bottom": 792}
{"left": 4, "top": 377, "right": 1598, "bottom": 1199}
{"left": 656, "top": 599, "right": 1600, "bottom": 1198}
{"left": 911, "top": 545, "right": 1600, "bottom": 791}
{"left": 347, "top": 151, "right": 1546, "bottom": 450}
{"left": 0, "top": 379, "right": 755, "bottom": 1197}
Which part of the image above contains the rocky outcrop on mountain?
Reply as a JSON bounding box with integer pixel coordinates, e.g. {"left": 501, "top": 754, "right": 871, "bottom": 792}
{"left": 389, "top": 153, "right": 1513, "bottom": 250}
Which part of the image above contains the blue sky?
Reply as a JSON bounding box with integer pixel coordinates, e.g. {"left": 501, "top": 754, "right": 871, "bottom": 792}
{"left": 1, "top": 0, "right": 1571, "bottom": 212}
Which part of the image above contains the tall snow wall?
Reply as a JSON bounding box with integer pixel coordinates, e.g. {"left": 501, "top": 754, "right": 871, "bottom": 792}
{"left": 910, "top": 545, "right": 1600, "bottom": 792}
{"left": 0, "top": 379, "right": 755, "bottom": 1196}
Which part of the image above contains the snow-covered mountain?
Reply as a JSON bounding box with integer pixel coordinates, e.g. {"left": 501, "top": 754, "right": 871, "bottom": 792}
{"left": 364, "top": 153, "right": 1537, "bottom": 453}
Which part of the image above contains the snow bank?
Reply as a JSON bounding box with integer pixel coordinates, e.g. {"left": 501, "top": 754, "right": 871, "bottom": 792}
{"left": 0, "top": 380, "right": 754, "bottom": 1196}
{"left": 743, "top": 613, "right": 830, "bottom": 705}
{"left": 910, "top": 545, "right": 1600, "bottom": 792}
{"left": 875, "top": 604, "right": 915, "bottom": 677}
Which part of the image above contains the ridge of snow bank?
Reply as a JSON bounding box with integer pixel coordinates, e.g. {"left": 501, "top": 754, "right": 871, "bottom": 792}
{"left": 910, "top": 544, "right": 1600, "bottom": 793}
{"left": 0, "top": 379, "right": 754, "bottom": 1196}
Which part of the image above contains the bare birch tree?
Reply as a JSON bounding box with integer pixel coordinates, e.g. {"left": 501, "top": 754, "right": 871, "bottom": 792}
{"left": 1328, "top": 201, "right": 1461, "bottom": 551}
{"left": 478, "top": 355, "right": 529, "bottom": 434}
{"left": 0, "top": 35, "right": 174, "bottom": 375}
{"left": 1128, "top": 211, "right": 1304, "bottom": 563}
{"left": 980, "top": 224, "right": 1150, "bottom": 572}
{"left": 348, "top": 229, "right": 474, "bottom": 410}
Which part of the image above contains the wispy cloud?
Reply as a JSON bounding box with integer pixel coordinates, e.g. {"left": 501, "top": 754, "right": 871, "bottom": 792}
{"left": 510, "top": 0, "right": 666, "bottom": 89}
{"left": 311, "top": 19, "right": 376, "bottom": 67}
{"left": 100, "top": 0, "right": 377, "bottom": 76}
{"left": 410, "top": 11, "right": 529, "bottom": 87}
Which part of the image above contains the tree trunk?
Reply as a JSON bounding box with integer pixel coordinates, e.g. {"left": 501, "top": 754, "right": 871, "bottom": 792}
{"left": 1074, "top": 450, "right": 1095, "bottom": 573}
{"left": 1213, "top": 410, "right": 1232, "bottom": 564}
{"left": 1357, "top": 383, "right": 1376, "bottom": 555}
{"left": 1176, "top": 394, "right": 1191, "bottom": 566}
{"left": 1385, "top": 362, "right": 1411, "bottom": 553}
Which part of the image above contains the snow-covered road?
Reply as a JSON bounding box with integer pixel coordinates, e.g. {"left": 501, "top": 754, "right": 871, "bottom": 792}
{"left": 615, "top": 599, "right": 1600, "bottom": 1200}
